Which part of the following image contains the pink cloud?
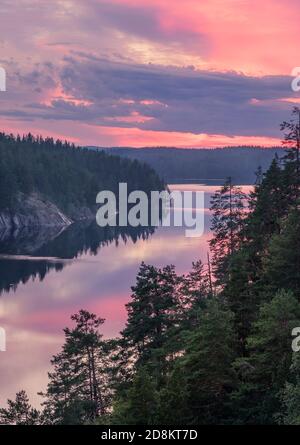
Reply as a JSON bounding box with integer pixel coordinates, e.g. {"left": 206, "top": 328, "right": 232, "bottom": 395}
{"left": 0, "top": 0, "right": 297, "bottom": 146}
{"left": 105, "top": 0, "right": 300, "bottom": 75}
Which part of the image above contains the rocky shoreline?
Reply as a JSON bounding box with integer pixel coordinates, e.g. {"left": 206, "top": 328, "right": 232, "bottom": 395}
{"left": 0, "top": 194, "right": 94, "bottom": 229}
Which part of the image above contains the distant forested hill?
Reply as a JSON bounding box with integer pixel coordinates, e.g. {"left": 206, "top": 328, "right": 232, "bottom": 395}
{"left": 92, "top": 146, "right": 283, "bottom": 184}
{"left": 0, "top": 133, "right": 164, "bottom": 226}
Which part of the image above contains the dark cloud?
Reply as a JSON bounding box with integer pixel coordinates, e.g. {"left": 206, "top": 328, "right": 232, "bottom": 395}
{"left": 58, "top": 57, "right": 295, "bottom": 136}
{"left": 0, "top": 55, "right": 296, "bottom": 137}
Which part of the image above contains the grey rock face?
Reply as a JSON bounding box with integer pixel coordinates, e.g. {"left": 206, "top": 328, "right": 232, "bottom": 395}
{"left": 0, "top": 194, "right": 74, "bottom": 229}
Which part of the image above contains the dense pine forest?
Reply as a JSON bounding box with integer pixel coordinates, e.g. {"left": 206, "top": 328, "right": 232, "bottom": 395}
{"left": 2, "top": 108, "right": 300, "bottom": 425}
{"left": 0, "top": 132, "right": 164, "bottom": 215}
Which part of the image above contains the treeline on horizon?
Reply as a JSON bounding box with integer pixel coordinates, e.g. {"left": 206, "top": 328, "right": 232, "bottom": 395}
{"left": 0, "top": 132, "right": 164, "bottom": 215}
{"left": 2, "top": 108, "right": 300, "bottom": 425}
{"left": 100, "top": 145, "right": 282, "bottom": 184}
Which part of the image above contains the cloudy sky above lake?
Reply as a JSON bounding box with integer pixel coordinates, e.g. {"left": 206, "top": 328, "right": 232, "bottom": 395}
{"left": 0, "top": 0, "right": 299, "bottom": 147}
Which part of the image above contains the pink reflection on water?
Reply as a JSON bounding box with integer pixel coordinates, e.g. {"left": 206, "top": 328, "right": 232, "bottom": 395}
{"left": 0, "top": 184, "right": 252, "bottom": 407}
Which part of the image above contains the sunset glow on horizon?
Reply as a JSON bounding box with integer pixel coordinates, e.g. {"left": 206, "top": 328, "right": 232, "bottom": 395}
{"left": 0, "top": 0, "right": 299, "bottom": 147}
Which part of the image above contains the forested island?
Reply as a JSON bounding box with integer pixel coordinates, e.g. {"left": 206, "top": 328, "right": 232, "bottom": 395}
{"left": 0, "top": 133, "right": 164, "bottom": 228}
{"left": 2, "top": 108, "right": 300, "bottom": 425}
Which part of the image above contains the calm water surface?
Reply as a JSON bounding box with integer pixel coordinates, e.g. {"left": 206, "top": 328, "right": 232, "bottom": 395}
{"left": 0, "top": 184, "right": 252, "bottom": 406}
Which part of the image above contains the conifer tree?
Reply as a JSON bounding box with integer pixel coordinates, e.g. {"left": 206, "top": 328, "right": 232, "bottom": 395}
{"left": 210, "top": 177, "right": 246, "bottom": 286}
{"left": 263, "top": 210, "right": 300, "bottom": 296}
{"left": 179, "top": 300, "right": 237, "bottom": 424}
{"left": 246, "top": 157, "right": 286, "bottom": 250}
{"left": 157, "top": 364, "right": 190, "bottom": 424}
{"left": 223, "top": 247, "right": 260, "bottom": 354}
{"left": 182, "top": 260, "right": 209, "bottom": 309}
{"left": 232, "top": 291, "right": 300, "bottom": 424}
{"left": 281, "top": 106, "right": 300, "bottom": 205}
{"left": 280, "top": 353, "right": 300, "bottom": 425}
{"left": 0, "top": 390, "right": 40, "bottom": 425}
{"left": 121, "top": 262, "right": 181, "bottom": 375}
{"left": 40, "top": 310, "right": 111, "bottom": 424}
{"left": 111, "top": 368, "right": 158, "bottom": 425}
{"left": 178, "top": 260, "right": 210, "bottom": 328}
{"left": 223, "top": 159, "right": 288, "bottom": 352}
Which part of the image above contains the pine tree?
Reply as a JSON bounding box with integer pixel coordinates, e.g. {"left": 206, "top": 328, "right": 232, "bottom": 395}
{"left": 39, "top": 349, "right": 89, "bottom": 424}
{"left": 121, "top": 263, "right": 181, "bottom": 376}
{"left": 40, "top": 310, "right": 111, "bottom": 424}
{"left": 223, "top": 159, "right": 289, "bottom": 352}
{"left": 246, "top": 157, "right": 286, "bottom": 251}
{"left": 223, "top": 247, "right": 260, "bottom": 354}
{"left": 0, "top": 390, "right": 40, "bottom": 425}
{"left": 182, "top": 260, "right": 209, "bottom": 310}
{"left": 210, "top": 177, "right": 246, "bottom": 286}
{"left": 176, "top": 260, "right": 210, "bottom": 331}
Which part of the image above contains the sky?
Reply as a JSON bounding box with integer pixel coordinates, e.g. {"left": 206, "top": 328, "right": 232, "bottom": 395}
{"left": 0, "top": 0, "right": 300, "bottom": 148}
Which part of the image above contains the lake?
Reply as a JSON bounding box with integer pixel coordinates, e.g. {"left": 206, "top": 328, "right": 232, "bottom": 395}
{"left": 0, "top": 184, "right": 252, "bottom": 407}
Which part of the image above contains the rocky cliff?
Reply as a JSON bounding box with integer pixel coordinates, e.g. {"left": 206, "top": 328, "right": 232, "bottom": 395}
{"left": 0, "top": 194, "right": 92, "bottom": 229}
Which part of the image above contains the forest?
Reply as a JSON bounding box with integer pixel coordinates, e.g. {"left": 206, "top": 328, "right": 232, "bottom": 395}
{"left": 0, "top": 132, "right": 164, "bottom": 216}
{"left": 98, "top": 146, "right": 281, "bottom": 184}
{"left": 2, "top": 108, "right": 300, "bottom": 425}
